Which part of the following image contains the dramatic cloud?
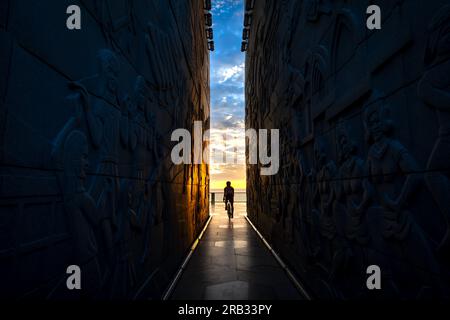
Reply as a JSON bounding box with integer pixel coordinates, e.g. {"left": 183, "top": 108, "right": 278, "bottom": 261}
{"left": 210, "top": 0, "right": 246, "bottom": 190}
{"left": 216, "top": 63, "right": 245, "bottom": 84}
{"left": 212, "top": 0, "right": 242, "bottom": 16}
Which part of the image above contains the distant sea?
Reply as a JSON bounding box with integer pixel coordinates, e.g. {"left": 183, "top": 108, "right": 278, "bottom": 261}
{"left": 210, "top": 190, "right": 247, "bottom": 203}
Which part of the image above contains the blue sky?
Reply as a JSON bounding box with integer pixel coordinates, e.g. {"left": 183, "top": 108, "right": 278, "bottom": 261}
{"left": 210, "top": 0, "right": 246, "bottom": 190}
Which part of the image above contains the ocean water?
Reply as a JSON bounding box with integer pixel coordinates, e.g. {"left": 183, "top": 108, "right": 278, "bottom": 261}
{"left": 210, "top": 190, "right": 247, "bottom": 203}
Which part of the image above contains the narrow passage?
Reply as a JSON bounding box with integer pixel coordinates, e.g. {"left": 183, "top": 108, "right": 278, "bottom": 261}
{"left": 171, "top": 203, "right": 305, "bottom": 300}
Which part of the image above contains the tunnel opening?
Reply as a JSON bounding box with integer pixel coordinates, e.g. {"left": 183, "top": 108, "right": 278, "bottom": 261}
{"left": 168, "top": 0, "right": 306, "bottom": 300}
{"left": 208, "top": 0, "right": 247, "bottom": 217}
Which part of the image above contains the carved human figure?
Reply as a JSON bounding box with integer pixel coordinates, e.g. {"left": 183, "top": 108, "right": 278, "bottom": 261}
{"left": 127, "top": 76, "right": 154, "bottom": 181}
{"left": 314, "top": 138, "right": 349, "bottom": 281}
{"left": 277, "top": 66, "right": 305, "bottom": 241}
{"left": 358, "top": 100, "right": 441, "bottom": 297}
{"left": 52, "top": 128, "right": 102, "bottom": 297}
{"left": 417, "top": 5, "right": 450, "bottom": 257}
{"left": 314, "top": 138, "right": 337, "bottom": 241}
{"left": 335, "top": 123, "right": 368, "bottom": 245}
{"left": 362, "top": 102, "right": 421, "bottom": 239}
{"left": 129, "top": 76, "right": 163, "bottom": 263}
{"left": 291, "top": 145, "right": 313, "bottom": 254}
{"left": 111, "top": 179, "right": 142, "bottom": 299}
{"left": 69, "top": 49, "right": 129, "bottom": 266}
{"left": 333, "top": 123, "right": 370, "bottom": 296}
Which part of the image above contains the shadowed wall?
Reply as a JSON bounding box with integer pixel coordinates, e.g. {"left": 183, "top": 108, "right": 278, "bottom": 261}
{"left": 0, "top": 0, "right": 209, "bottom": 299}
{"left": 246, "top": 0, "right": 450, "bottom": 299}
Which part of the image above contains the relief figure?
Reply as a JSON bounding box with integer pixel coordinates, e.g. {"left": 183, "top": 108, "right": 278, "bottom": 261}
{"left": 52, "top": 127, "right": 102, "bottom": 297}
{"left": 418, "top": 5, "right": 450, "bottom": 258}
{"left": 358, "top": 100, "right": 440, "bottom": 297}
{"left": 69, "top": 49, "right": 129, "bottom": 269}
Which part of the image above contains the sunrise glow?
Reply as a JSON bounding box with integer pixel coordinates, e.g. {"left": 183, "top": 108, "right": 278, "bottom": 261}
{"left": 209, "top": 0, "right": 246, "bottom": 192}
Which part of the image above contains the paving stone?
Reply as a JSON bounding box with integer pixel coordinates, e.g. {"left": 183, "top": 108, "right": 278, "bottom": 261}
{"left": 171, "top": 211, "right": 304, "bottom": 300}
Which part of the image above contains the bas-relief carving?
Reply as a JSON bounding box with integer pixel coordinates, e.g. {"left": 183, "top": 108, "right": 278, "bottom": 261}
{"left": 127, "top": 76, "right": 157, "bottom": 181}
{"left": 68, "top": 49, "right": 126, "bottom": 270}
{"left": 145, "top": 21, "right": 184, "bottom": 128}
{"left": 246, "top": 1, "right": 450, "bottom": 299}
{"left": 302, "top": 47, "right": 330, "bottom": 138}
{"left": 1, "top": 1, "right": 209, "bottom": 299}
{"left": 52, "top": 128, "right": 102, "bottom": 297}
{"left": 335, "top": 123, "right": 368, "bottom": 246}
{"left": 330, "top": 8, "right": 365, "bottom": 69}
{"left": 418, "top": 5, "right": 450, "bottom": 259}
{"left": 312, "top": 137, "right": 350, "bottom": 283}
{"left": 49, "top": 42, "right": 203, "bottom": 297}
{"left": 54, "top": 49, "right": 131, "bottom": 297}
{"left": 334, "top": 122, "right": 369, "bottom": 297}
{"left": 85, "top": 0, "right": 183, "bottom": 127}
{"left": 359, "top": 100, "right": 440, "bottom": 297}
{"left": 326, "top": 8, "right": 370, "bottom": 121}
{"left": 52, "top": 31, "right": 200, "bottom": 298}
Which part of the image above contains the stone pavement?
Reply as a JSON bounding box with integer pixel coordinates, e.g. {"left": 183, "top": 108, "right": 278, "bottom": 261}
{"left": 171, "top": 203, "right": 305, "bottom": 300}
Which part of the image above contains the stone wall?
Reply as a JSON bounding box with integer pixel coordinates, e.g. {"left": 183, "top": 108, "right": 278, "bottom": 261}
{"left": 246, "top": 0, "right": 450, "bottom": 299}
{"left": 0, "top": 0, "right": 209, "bottom": 299}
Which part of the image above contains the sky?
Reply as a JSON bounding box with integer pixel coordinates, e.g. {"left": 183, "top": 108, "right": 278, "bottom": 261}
{"left": 209, "top": 0, "right": 246, "bottom": 191}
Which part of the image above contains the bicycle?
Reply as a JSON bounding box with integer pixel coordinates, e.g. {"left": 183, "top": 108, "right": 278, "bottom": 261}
{"left": 225, "top": 199, "right": 233, "bottom": 219}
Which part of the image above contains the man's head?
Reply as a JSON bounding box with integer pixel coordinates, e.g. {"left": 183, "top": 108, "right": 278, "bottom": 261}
{"left": 226, "top": 181, "right": 231, "bottom": 187}
{"left": 363, "top": 98, "right": 393, "bottom": 144}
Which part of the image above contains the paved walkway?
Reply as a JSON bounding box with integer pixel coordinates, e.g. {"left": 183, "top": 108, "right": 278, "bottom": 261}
{"left": 171, "top": 203, "right": 304, "bottom": 300}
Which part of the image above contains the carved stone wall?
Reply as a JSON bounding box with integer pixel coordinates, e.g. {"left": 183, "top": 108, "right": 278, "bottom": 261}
{"left": 0, "top": 0, "right": 209, "bottom": 299}
{"left": 246, "top": 0, "right": 450, "bottom": 299}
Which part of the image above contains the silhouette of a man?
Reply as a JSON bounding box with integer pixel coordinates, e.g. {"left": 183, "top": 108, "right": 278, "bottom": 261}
{"left": 223, "top": 181, "right": 234, "bottom": 213}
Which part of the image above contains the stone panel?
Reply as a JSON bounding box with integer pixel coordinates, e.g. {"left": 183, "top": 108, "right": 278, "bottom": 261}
{"left": 246, "top": 0, "right": 450, "bottom": 299}
{"left": 0, "top": 0, "right": 209, "bottom": 299}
